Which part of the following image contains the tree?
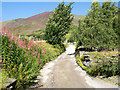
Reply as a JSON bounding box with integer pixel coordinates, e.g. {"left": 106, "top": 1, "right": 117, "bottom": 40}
{"left": 66, "top": 25, "right": 78, "bottom": 43}
{"left": 100, "top": 1, "right": 118, "bottom": 49}
{"left": 81, "top": 1, "right": 101, "bottom": 48}
{"left": 77, "top": 1, "right": 119, "bottom": 50}
{"left": 45, "top": 2, "right": 74, "bottom": 46}
{"left": 76, "top": 19, "right": 84, "bottom": 47}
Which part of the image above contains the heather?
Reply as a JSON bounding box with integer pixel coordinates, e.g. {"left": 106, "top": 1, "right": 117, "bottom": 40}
{"left": 1, "top": 27, "right": 60, "bottom": 89}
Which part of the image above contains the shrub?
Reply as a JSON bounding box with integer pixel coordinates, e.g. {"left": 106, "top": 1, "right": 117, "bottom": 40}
{"left": 1, "top": 27, "right": 61, "bottom": 89}
{"left": 76, "top": 55, "right": 89, "bottom": 70}
{"left": 54, "top": 43, "right": 65, "bottom": 54}
{"left": 90, "top": 59, "right": 119, "bottom": 77}
{"left": 80, "top": 55, "right": 85, "bottom": 61}
{"left": 86, "top": 51, "right": 119, "bottom": 77}
{"left": 76, "top": 53, "right": 119, "bottom": 77}
{"left": 2, "top": 35, "right": 41, "bottom": 89}
{"left": 0, "top": 70, "right": 8, "bottom": 88}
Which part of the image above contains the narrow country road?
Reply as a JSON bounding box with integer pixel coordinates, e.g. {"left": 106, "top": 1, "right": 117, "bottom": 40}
{"left": 28, "top": 45, "right": 118, "bottom": 89}
{"left": 40, "top": 45, "right": 92, "bottom": 88}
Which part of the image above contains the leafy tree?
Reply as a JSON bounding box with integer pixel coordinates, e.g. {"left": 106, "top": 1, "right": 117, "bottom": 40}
{"left": 81, "top": 1, "right": 101, "bottom": 48}
{"left": 77, "top": 1, "right": 119, "bottom": 50}
{"left": 100, "top": 1, "right": 118, "bottom": 49}
{"left": 66, "top": 25, "right": 78, "bottom": 43}
{"left": 45, "top": 2, "right": 74, "bottom": 46}
{"left": 76, "top": 19, "right": 84, "bottom": 48}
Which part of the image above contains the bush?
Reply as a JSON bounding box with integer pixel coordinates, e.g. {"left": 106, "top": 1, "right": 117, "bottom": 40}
{"left": 88, "top": 59, "right": 119, "bottom": 77}
{"left": 86, "top": 51, "right": 119, "bottom": 77}
{"left": 76, "top": 41, "right": 82, "bottom": 50}
{"left": 54, "top": 43, "right": 65, "bottom": 54}
{"left": 1, "top": 27, "right": 61, "bottom": 89}
{"left": 76, "top": 53, "right": 119, "bottom": 77}
{"left": 2, "top": 35, "right": 41, "bottom": 89}
{"left": 76, "top": 55, "right": 89, "bottom": 70}
{"left": 0, "top": 70, "right": 8, "bottom": 88}
{"left": 80, "top": 55, "right": 85, "bottom": 61}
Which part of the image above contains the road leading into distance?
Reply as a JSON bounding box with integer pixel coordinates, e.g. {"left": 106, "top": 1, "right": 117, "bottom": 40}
{"left": 28, "top": 45, "right": 118, "bottom": 89}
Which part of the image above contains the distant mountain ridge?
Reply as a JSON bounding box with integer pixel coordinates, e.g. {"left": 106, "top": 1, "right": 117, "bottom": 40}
{"left": 2, "top": 11, "right": 85, "bottom": 35}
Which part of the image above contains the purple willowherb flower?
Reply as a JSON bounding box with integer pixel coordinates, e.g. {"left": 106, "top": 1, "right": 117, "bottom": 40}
{"left": 20, "top": 41, "right": 22, "bottom": 46}
{"left": 38, "top": 53, "right": 40, "bottom": 58}
{"left": 33, "top": 43, "right": 36, "bottom": 47}
{"left": 39, "top": 42, "right": 42, "bottom": 48}
{"left": 1, "top": 26, "right": 8, "bottom": 36}
{"left": 7, "top": 33, "right": 13, "bottom": 41}
{"left": 36, "top": 38, "right": 38, "bottom": 42}
{"left": 9, "top": 44, "right": 12, "bottom": 47}
{"left": 11, "top": 51, "right": 13, "bottom": 53}
{"left": 14, "top": 39, "right": 17, "bottom": 44}
{"left": 17, "top": 41, "right": 22, "bottom": 47}
{"left": 1, "top": 32, "right": 5, "bottom": 35}
{"left": 28, "top": 46, "right": 31, "bottom": 50}
{"left": 32, "top": 50, "right": 36, "bottom": 55}
{"left": 40, "top": 58, "right": 43, "bottom": 61}
{"left": 42, "top": 48, "right": 46, "bottom": 53}
{"left": 30, "top": 38, "right": 34, "bottom": 43}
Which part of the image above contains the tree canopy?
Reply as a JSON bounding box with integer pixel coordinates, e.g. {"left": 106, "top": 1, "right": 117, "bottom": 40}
{"left": 77, "top": 1, "right": 119, "bottom": 50}
{"left": 45, "top": 2, "right": 74, "bottom": 46}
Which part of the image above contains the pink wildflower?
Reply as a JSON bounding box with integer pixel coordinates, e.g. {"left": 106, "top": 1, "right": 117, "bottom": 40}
{"left": 7, "top": 33, "right": 13, "bottom": 41}
{"left": 42, "top": 48, "right": 46, "bottom": 53}
{"left": 39, "top": 42, "right": 42, "bottom": 48}
{"left": 36, "top": 38, "right": 38, "bottom": 42}
{"left": 9, "top": 44, "right": 12, "bottom": 47}
{"left": 1, "top": 26, "right": 8, "bottom": 35}
{"left": 17, "top": 35, "right": 19, "bottom": 39}
{"left": 19, "top": 35, "right": 20, "bottom": 39}
{"left": 14, "top": 39, "right": 17, "bottom": 44}
{"left": 35, "top": 51, "right": 38, "bottom": 55}
{"left": 30, "top": 38, "right": 34, "bottom": 43}
{"left": 38, "top": 53, "right": 40, "bottom": 58}
{"left": 1, "top": 32, "right": 5, "bottom": 35}
{"left": 22, "top": 40, "right": 26, "bottom": 49}
{"left": 23, "top": 40, "right": 26, "bottom": 45}
{"left": 19, "top": 41, "right": 22, "bottom": 46}
{"left": 32, "top": 50, "right": 36, "bottom": 55}
{"left": 28, "top": 46, "right": 31, "bottom": 50}
{"left": 12, "top": 28, "right": 15, "bottom": 36}
{"left": 33, "top": 43, "right": 36, "bottom": 47}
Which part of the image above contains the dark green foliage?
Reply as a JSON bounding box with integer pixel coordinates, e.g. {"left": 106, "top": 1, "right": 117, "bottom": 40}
{"left": 53, "top": 43, "right": 65, "bottom": 54}
{"left": 45, "top": 2, "right": 74, "bottom": 51}
{"left": 76, "top": 1, "right": 119, "bottom": 50}
{"left": 76, "top": 54, "right": 119, "bottom": 77}
{"left": 75, "top": 19, "right": 85, "bottom": 47}
{"left": 87, "top": 58, "right": 119, "bottom": 77}
{"left": 66, "top": 25, "right": 78, "bottom": 43}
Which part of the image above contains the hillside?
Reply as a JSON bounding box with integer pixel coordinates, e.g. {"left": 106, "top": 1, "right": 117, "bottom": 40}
{"left": 2, "top": 11, "right": 85, "bottom": 35}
